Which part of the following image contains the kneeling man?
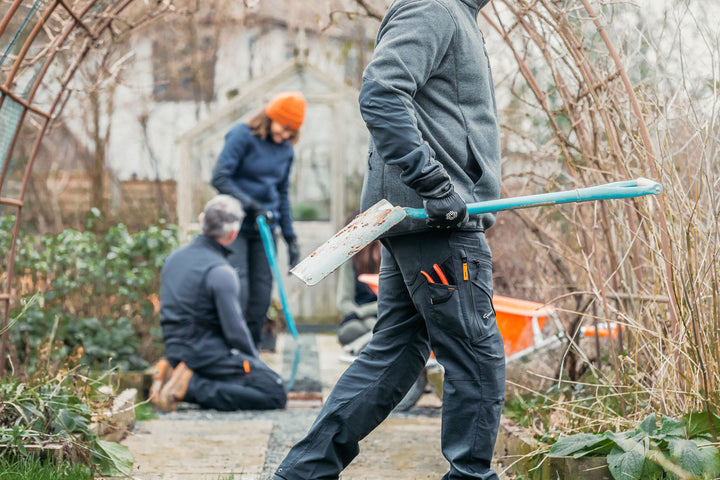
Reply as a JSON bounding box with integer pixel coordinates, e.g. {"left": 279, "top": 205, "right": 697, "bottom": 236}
{"left": 152, "top": 194, "right": 286, "bottom": 412}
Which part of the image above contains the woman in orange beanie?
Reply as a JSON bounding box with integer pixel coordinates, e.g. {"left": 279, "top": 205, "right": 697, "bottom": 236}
{"left": 211, "top": 91, "right": 306, "bottom": 350}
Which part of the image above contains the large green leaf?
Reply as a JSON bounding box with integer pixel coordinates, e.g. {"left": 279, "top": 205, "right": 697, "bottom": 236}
{"left": 665, "top": 438, "right": 720, "bottom": 479}
{"left": 608, "top": 443, "right": 645, "bottom": 479}
{"left": 683, "top": 411, "right": 720, "bottom": 439}
{"left": 93, "top": 439, "right": 134, "bottom": 476}
{"left": 694, "top": 439, "right": 720, "bottom": 479}
{"left": 607, "top": 438, "right": 662, "bottom": 480}
{"left": 658, "top": 415, "right": 685, "bottom": 438}
{"left": 636, "top": 413, "right": 658, "bottom": 435}
{"left": 604, "top": 429, "right": 636, "bottom": 449}
{"left": 54, "top": 409, "right": 76, "bottom": 435}
{"left": 548, "top": 433, "right": 615, "bottom": 457}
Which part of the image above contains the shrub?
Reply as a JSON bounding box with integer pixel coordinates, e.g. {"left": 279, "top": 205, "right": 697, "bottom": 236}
{"left": 1, "top": 212, "right": 179, "bottom": 375}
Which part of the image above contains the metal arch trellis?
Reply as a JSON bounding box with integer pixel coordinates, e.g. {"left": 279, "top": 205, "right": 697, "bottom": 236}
{"left": 0, "top": 0, "right": 143, "bottom": 376}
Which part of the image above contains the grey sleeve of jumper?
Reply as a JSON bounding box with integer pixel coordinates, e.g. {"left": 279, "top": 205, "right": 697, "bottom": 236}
{"left": 358, "top": 1, "right": 454, "bottom": 197}
{"left": 207, "top": 264, "right": 259, "bottom": 358}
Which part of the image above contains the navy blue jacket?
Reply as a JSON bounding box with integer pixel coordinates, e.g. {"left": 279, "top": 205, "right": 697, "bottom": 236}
{"left": 211, "top": 124, "right": 296, "bottom": 238}
{"left": 160, "top": 235, "right": 258, "bottom": 370}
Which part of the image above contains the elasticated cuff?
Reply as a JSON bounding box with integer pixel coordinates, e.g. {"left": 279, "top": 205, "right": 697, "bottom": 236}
{"left": 411, "top": 170, "right": 453, "bottom": 199}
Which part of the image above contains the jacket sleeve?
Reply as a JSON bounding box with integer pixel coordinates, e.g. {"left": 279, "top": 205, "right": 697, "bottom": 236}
{"left": 358, "top": 1, "right": 456, "bottom": 197}
{"left": 277, "top": 153, "right": 295, "bottom": 240}
{"left": 211, "top": 127, "right": 254, "bottom": 207}
{"left": 206, "top": 264, "right": 258, "bottom": 358}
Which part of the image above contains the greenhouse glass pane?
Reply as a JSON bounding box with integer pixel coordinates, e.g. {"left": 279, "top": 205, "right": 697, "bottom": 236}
{"left": 0, "top": 97, "right": 24, "bottom": 179}
{"left": 0, "top": 0, "right": 45, "bottom": 69}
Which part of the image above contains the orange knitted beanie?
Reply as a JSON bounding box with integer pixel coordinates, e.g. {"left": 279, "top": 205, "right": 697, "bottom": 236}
{"left": 265, "top": 91, "right": 306, "bottom": 130}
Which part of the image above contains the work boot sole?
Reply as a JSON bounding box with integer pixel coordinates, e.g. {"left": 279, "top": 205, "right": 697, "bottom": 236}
{"left": 157, "top": 362, "right": 193, "bottom": 412}
{"left": 149, "top": 358, "right": 172, "bottom": 403}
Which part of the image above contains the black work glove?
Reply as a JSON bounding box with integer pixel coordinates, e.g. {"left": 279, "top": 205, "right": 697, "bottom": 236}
{"left": 286, "top": 236, "right": 300, "bottom": 273}
{"left": 412, "top": 169, "right": 468, "bottom": 229}
{"left": 244, "top": 200, "right": 273, "bottom": 222}
{"left": 416, "top": 182, "right": 468, "bottom": 228}
{"left": 423, "top": 188, "right": 469, "bottom": 229}
{"left": 412, "top": 168, "right": 468, "bottom": 228}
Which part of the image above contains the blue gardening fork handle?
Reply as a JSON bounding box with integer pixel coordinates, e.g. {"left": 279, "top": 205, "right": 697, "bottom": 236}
{"left": 404, "top": 178, "right": 663, "bottom": 219}
{"left": 257, "top": 215, "right": 301, "bottom": 391}
{"left": 256, "top": 216, "right": 299, "bottom": 339}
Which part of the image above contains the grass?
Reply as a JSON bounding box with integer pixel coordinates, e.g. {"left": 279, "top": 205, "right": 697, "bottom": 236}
{"left": 0, "top": 456, "right": 92, "bottom": 480}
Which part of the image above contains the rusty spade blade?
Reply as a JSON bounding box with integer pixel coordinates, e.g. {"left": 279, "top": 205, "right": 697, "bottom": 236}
{"left": 290, "top": 199, "right": 406, "bottom": 285}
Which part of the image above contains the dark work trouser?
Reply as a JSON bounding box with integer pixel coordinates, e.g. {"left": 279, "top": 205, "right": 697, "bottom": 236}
{"left": 273, "top": 230, "right": 506, "bottom": 480}
{"left": 228, "top": 230, "right": 274, "bottom": 347}
{"left": 171, "top": 351, "right": 287, "bottom": 412}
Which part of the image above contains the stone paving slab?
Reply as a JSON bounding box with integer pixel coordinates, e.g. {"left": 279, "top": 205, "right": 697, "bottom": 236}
{"left": 122, "top": 417, "right": 272, "bottom": 479}
{"left": 345, "top": 417, "right": 446, "bottom": 480}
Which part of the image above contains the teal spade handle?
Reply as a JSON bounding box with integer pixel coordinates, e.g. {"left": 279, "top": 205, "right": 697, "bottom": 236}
{"left": 404, "top": 178, "right": 663, "bottom": 219}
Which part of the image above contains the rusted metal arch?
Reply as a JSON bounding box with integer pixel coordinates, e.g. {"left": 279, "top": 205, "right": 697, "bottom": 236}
{"left": 0, "top": 0, "right": 138, "bottom": 376}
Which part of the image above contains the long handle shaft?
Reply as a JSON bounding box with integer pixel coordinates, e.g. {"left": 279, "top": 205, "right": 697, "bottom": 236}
{"left": 257, "top": 216, "right": 299, "bottom": 338}
{"left": 257, "top": 215, "right": 301, "bottom": 391}
{"left": 404, "top": 178, "right": 662, "bottom": 219}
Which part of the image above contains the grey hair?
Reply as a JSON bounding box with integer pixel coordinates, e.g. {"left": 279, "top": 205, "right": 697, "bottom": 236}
{"left": 202, "top": 195, "right": 244, "bottom": 239}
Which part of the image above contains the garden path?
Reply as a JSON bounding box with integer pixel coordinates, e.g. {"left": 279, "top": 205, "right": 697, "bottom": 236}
{"left": 119, "top": 333, "right": 513, "bottom": 480}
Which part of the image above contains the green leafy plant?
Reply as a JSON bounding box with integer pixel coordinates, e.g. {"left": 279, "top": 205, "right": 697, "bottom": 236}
{"left": 0, "top": 279, "right": 135, "bottom": 477}
{"left": 0, "top": 213, "right": 178, "bottom": 374}
{"left": 503, "top": 377, "right": 651, "bottom": 447}
{"left": 0, "top": 374, "right": 133, "bottom": 477}
{"left": 548, "top": 412, "right": 720, "bottom": 479}
{"left": 504, "top": 393, "right": 550, "bottom": 429}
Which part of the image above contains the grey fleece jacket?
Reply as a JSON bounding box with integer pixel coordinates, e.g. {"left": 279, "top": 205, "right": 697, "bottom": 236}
{"left": 359, "top": 0, "right": 501, "bottom": 234}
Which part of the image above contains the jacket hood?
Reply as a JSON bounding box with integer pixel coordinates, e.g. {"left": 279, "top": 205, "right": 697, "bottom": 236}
{"left": 459, "top": 0, "right": 491, "bottom": 12}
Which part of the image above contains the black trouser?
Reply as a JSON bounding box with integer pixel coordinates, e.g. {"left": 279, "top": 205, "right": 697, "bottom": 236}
{"left": 170, "top": 351, "right": 286, "bottom": 411}
{"left": 228, "top": 230, "right": 274, "bottom": 347}
{"left": 272, "top": 230, "right": 506, "bottom": 480}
